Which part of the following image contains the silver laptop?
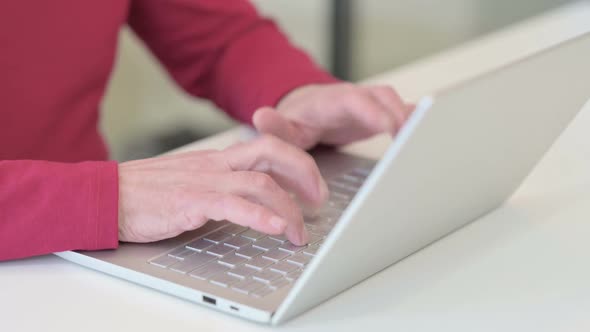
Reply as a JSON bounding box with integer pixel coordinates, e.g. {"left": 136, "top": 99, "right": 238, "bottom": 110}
{"left": 56, "top": 32, "right": 590, "bottom": 325}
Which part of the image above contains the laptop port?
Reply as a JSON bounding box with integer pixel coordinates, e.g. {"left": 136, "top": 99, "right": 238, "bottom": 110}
{"left": 202, "top": 296, "right": 216, "bottom": 306}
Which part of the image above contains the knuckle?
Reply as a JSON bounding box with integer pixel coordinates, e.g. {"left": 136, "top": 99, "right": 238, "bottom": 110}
{"left": 260, "top": 134, "right": 283, "bottom": 150}
{"left": 169, "top": 185, "right": 192, "bottom": 211}
{"left": 377, "top": 85, "right": 402, "bottom": 101}
{"left": 248, "top": 172, "right": 277, "bottom": 191}
{"left": 209, "top": 193, "right": 233, "bottom": 221}
{"left": 216, "top": 193, "right": 232, "bottom": 212}
{"left": 222, "top": 141, "right": 248, "bottom": 160}
{"left": 346, "top": 92, "right": 373, "bottom": 110}
{"left": 205, "top": 150, "right": 230, "bottom": 170}
{"left": 182, "top": 211, "right": 207, "bottom": 231}
{"left": 374, "top": 84, "right": 394, "bottom": 93}
{"left": 169, "top": 187, "right": 208, "bottom": 230}
{"left": 343, "top": 94, "right": 362, "bottom": 109}
{"left": 250, "top": 206, "right": 268, "bottom": 226}
{"left": 340, "top": 82, "right": 357, "bottom": 94}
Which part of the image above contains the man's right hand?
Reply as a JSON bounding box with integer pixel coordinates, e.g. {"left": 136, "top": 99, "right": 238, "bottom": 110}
{"left": 117, "top": 135, "right": 328, "bottom": 246}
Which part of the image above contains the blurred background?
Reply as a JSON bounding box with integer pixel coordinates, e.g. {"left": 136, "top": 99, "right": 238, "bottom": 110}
{"left": 101, "top": 0, "right": 575, "bottom": 161}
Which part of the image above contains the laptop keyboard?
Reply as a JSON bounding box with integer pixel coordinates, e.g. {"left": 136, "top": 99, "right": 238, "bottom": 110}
{"left": 148, "top": 166, "right": 371, "bottom": 298}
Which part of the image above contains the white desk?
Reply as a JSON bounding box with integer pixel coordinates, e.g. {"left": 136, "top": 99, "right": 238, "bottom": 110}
{"left": 2, "top": 3, "right": 590, "bottom": 331}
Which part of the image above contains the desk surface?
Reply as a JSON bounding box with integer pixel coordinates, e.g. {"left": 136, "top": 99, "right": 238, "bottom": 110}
{"left": 2, "top": 3, "right": 590, "bottom": 331}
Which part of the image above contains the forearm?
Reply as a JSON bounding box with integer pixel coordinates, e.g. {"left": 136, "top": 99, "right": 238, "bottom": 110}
{"left": 128, "top": 0, "right": 338, "bottom": 124}
{"left": 209, "top": 17, "right": 338, "bottom": 123}
{"left": 0, "top": 160, "right": 119, "bottom": 261}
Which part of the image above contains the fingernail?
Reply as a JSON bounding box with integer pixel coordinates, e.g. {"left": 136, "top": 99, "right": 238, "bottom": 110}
{"left": 270, "top": 216, "right": 288, "bottom": 232}
{"left": 319, "top": 178, "right": 330, "bottom": 202}
{"left": 299, "top": 226, "right": 309, "bottom": 245}
{"left": 303, "top": 206, "right": 321, "bottom": 218}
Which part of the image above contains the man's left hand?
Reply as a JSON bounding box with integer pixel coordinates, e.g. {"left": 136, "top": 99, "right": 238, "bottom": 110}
{"left": 253, "top": 83, "right": 413, "bottom": 150}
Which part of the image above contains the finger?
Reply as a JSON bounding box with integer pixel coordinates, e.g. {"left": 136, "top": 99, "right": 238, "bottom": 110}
{"left": 252, "top": 107, "right": 317, "bottom": 149}
{"left": 223, "top": 135, "right": 329, "bottom": 208}
{"left": 178, "top": 171, "right": 303, "bottom": 226}
{"left": 340, "top": 91, "right": 396, "bottom": 135}
{"left": 224, "top": 171, "right": 308, "bottom": 245}
{"left": 159, "top": 171, "right": 308, "bottom": 245}
{"left": 202, "top": 193, "right": 309, "bottom": 245}
{"left": 367, "top": 85, "right": 411, "bottom": 134}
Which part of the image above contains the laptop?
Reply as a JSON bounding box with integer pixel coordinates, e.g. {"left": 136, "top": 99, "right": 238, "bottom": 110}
{"left": 56, "top": 32, "right": 590, "bottom": 325}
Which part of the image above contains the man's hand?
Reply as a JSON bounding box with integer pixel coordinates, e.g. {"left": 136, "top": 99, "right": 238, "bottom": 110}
{"left": 253, "top": 83, "right": 413, "bottom": 150}
{"left": 118, "top": 135, "right": 328, "bottom": 246}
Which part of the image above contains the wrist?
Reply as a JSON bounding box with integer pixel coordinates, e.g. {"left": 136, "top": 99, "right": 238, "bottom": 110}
{"left": 277, "top": 84, "right": 320, "bottom": 109}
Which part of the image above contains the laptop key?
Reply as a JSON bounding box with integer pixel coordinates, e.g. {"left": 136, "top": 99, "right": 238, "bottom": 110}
{"left": 194, "top": 220, "right": 229, "bottom": 235}
{"left": 307, "top": 224, "right": 331, "bottom": 236}
{"left": 327, "top": 180, "right": 357, "bottom": 193}
{"left": 204, "top": 231, "right": 231, "bottom": 244}
{"left": 235, "top": 245, "right": 264, "bottom": 259}
{"left": 305, "top": 224, "right": 322, "bottom": 235}
{"left": 277, "top": 241, "right": 306, "bottom": 254}
{"left": 251, "top": 286, "right": 274, "bottom": 298}
{"left": 331, "top": 191, "right": 352, "bottom": 202}
{"left": 285, "top": 269, "right": 302, "bottom": 282}
{"left": 221, "top": 224, "right": 248, "bottom": 236}
{"left": 252, "top": 269, "right": 283, "bottom": 283}
{"left": 169, "top": 252, "right": 216, "bottom": 274}
{"left": 149, "top": 255, "right": 179, "bottom": 268}
{"left": 268, "top": 278, "right": 290, "bottom": 290}
{"left": 207, "top": 243, "right": 235, "bottom": 257}
{"left": 218, "top": 253, "right": 247, "bottom": 268}
{"left": 262, "top": 248, "right": 290, "bottom": 262}
{"left": 303, "top": 244, "right": 320, "bottom": 256}
{"left": 328, "top": 199, "right": 348, "bottom": 209}
{"left": 223, "top": 236, "right": 251, "bottom": 249}
{"left": 231, "top": 278, "right": 266, "bottom": 295}
{"left": 286, "top": 252, "right": 312, "bottom": 267}
{"left": 227, "top": 265, "right": 257, "bottom": 279}
{"left": 167, "top": 247, "right": 196, "bottom": 260}
{"left": 324, "top": 217, "right": 338, "bottom": 225}
{"left": 320, "top": 206, "right": 342, "bottom": 218}
{"left": 209, "top": 273, "right": 241, "bottom": 288}
{"left": 307, "top": 233, "right": 323, "bottom": 245}
{"left": 251, "top": 237, "right": 281, "bottom": 251}
{"left": 350, "top": 166, "right": 371, "bottom": 177}
{"left": 337, "top": 173, "right": 364, "bottom": 185}
{"left": 240, "top": 229, "right": 266, "bottom": 241}
{"left": 185, "top": 238, "right": 214, "bottom": 252}
{"left": 206, "top": 220, "right": 231, "bottom": 229}
{"left": 244, "top": 256, "right": 274, "bottom": 270}
{"left": 268, "top": 234, "right": 289, "bottom": 243}
{"left": 304, "top": 214, "right": 322, "bottom": 225}
{"left": 269, "top": 261, "right": 299, "bottom": 275}
{"left": 189, "top": 262, "right": 229, "bottom": 280}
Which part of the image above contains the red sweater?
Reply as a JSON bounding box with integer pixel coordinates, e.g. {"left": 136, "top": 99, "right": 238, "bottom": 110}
{"left": 0, "top": 0, "right": 335, "bottom": 261}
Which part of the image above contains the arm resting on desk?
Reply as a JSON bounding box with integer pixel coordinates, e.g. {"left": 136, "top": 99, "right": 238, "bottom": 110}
{"left": 0, "top": 161, "right": 119, "bottom": 261}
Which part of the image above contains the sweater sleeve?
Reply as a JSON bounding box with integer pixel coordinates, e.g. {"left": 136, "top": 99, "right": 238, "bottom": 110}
{"left": 0, "top": 160, "right": 119, "bottom": 261}
{"left": 127, "top": 0, "right": 339, "bottom": 124}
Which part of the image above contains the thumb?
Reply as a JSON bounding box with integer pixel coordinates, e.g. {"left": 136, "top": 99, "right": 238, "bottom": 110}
{"left": 252, "top": 107, "right": 315, "bottom": 149}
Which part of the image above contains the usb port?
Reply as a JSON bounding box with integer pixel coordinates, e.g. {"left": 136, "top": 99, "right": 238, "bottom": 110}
{"left": 202, "top": 296, "right": 216, "bottom": 305}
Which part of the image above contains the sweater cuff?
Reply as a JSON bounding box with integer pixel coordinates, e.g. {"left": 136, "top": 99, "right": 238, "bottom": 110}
{"left": 92, "top": 161, "right": 119, "bottom": 250}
